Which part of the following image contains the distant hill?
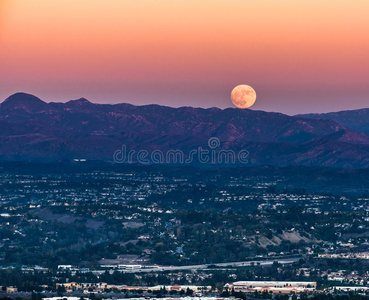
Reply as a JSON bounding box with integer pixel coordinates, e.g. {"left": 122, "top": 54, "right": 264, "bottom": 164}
{"left": 1, "top": 92, "right": 369, "bottom": 168}
{"left": 297, "top": 108, "right": 369, "bottom": 134}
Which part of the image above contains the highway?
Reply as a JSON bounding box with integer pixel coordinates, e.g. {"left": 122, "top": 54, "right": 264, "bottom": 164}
{"left": 100, "top": 256, "right": 301, "bottom": 274}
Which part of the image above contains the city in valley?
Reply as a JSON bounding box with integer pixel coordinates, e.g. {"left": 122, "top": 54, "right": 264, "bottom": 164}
{"left": 1, "top": 163, "right": 369, "bottom": 299}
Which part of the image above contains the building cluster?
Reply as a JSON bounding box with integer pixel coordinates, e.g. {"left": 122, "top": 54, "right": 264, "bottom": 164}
{"left": 55, "top": 283, "right": 212, "bottom": 294}
{"left": 0, "top": 286, "right": 18, "bottom": 293}
{"left": 45, "top": 298, "right": 231, "bottom": 300}
{"left": 318, "top": 252, "right": 369, "bottom": 259}
{"left": 225, "top": 281, "right": 316, "bottom": 294}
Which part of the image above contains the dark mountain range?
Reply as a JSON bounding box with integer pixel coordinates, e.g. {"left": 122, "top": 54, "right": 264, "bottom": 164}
{"left": 1, "top": 92, "right": 369, "bottom": 168}
{"left": 298, "top": 109, "right": 369, "bottom": 134}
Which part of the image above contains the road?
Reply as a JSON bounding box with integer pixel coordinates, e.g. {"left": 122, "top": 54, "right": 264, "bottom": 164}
{"left": 91, "top": 256, "right": 300, "bottom": 275}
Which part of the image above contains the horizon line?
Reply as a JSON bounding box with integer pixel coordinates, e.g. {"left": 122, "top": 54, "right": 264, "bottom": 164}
{"left": 1, "top": 92, "right": 368, "bottom": 117}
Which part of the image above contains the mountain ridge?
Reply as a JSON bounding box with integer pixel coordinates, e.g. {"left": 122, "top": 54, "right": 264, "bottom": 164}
{"left": 297, "top": 108, "right": 369, "bottom": 134}
{"left": 1, "top": 92, "right": 369, "bottom": 168}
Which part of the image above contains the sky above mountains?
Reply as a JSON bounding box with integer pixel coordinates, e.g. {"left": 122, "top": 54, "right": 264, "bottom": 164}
{"left": 1, "top": 0, "right": 368, "bottom": 114}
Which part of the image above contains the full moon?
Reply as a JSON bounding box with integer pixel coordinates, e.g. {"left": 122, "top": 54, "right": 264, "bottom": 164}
{"left": 231, "top": 85, "right": 257, "bottom": 109}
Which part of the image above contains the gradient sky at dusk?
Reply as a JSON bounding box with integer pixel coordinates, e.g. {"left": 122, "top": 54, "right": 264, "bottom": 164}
{"left": 1, "top": 0, "right": 368, "bottom": 114}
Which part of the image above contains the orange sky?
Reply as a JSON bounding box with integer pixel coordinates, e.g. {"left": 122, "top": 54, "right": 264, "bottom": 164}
{"left": 1, "top": 0, "right": 369, "bottom": 114}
